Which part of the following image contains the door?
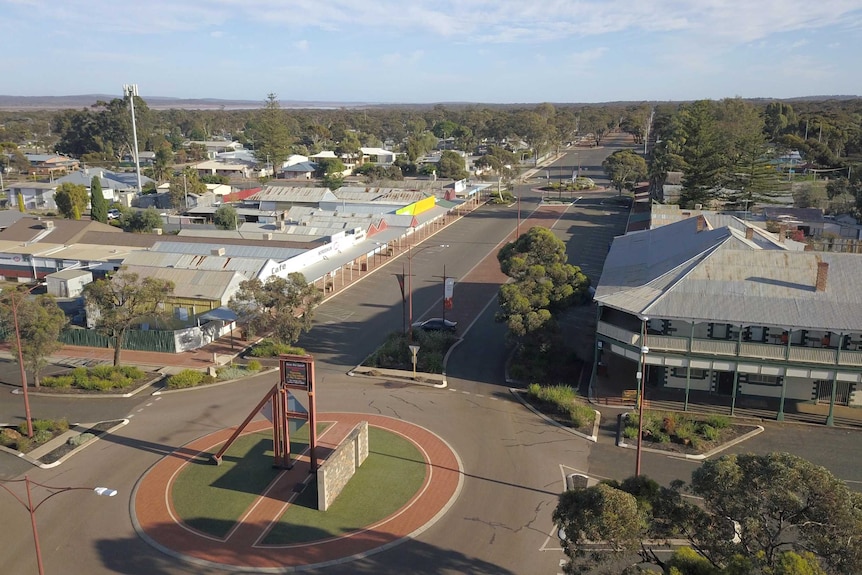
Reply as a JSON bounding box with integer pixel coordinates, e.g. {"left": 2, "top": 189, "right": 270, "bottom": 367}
{"left": 716, "top": 371, "right": 734, "bottom": 395}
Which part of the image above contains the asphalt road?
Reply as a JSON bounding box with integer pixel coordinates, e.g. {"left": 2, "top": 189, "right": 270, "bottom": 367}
{"left": 3, "top": 134, "right": 858, "bottom": 575}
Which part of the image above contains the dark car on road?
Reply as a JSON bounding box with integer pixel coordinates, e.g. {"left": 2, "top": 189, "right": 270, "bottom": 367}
{"left": 412, "top": 318, "right": 458, "bottom": 332}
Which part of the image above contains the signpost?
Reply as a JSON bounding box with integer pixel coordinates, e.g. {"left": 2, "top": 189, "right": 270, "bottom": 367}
{"left": 211, "top": 354, "right": 318, "bottom": 471}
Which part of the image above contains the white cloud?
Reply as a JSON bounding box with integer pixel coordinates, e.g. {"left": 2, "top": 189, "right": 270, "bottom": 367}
{"left": 9, "top": 0, "right": 860, "bottom": 44}
{"left": 294, "top": 39, "right": 309, "bottom": 52}
{"left": 210, "top": 30, "right": 224, "bottom": 38}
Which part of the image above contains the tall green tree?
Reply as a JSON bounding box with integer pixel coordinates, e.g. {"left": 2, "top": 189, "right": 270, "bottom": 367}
{"left": 249, "top": 93, "right": 293, "bottom": 170}
{"left": 83, "top": 268, "right": 175, "bottom": 366}
{"left": 676, "top": 100, "right": 725, "bottom": 207}
{"left": 228, "top": 273, "right": 322, "bottom": 344}
{"left": 89, "top": 175, "right": 108, "bottom": 223}
{"left": 602, "top": 149, "right": 648, "bottom": 193}
{"left": 213, "top": 204, "right": 238, "bottom": 230}
{"left": 54, "top": 182, "right": 88, "bottom": 220}
{"left": 496, "top": 226, "right": 590, "bottom": 338}
{"left": 152, "top": 143, "right": 173, "bottom": 181}
{"left": 167, "top": 168, "right": 207, "bottom": 210}
{"left": 122, "top": 207, "right": 163, "bottom": 233}
{"left": 0, "top": 290, "right": 68, "bottom": 388}
{"left": 717, "top": 98, "right": 782, "bottom": 207}
{"left": 437, "top": 150, "right": 469, "bottom": 180}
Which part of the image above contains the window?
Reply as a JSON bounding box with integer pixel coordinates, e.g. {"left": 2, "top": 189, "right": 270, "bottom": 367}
{"left": 671, "top": 367, "right": 707, "bottom": 379}
{"left": 746, "top": 374, "right": 780, "bottom": 386}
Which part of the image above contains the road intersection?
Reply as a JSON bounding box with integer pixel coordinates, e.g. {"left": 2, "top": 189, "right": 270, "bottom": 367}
{"left": 1, "top": 135, "right": 859, "bottom": 575}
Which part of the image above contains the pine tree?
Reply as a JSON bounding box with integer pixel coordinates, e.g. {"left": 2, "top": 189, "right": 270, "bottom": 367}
{"left": 90, "top": 175, "right": 108, "bottom": 222}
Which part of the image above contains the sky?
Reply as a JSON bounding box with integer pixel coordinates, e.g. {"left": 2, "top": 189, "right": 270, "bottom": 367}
{"left": 2, "top": 0, "right": 861, "bottom": 105}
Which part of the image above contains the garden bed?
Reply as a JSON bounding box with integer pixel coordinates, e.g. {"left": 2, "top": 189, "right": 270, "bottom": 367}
{"left": 37, "top": 365, "right": 160, "bottom": 395}
{"left": 519, "top": 384, "right": 596, "bottom": 435}
{"left": 621, "top": 410, "right": 759, "bottom": 456}
{"left": 38, "top": 420, "right": 122, "bottom": 464}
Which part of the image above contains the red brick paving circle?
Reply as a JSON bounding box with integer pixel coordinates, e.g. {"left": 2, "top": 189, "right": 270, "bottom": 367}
{"left": 132, "top": 413, "right": 462, "bottom": 572}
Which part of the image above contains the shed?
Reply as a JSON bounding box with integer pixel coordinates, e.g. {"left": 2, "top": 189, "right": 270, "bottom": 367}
{"left": 46, "top": 269, "right": 93, "bottom": 298}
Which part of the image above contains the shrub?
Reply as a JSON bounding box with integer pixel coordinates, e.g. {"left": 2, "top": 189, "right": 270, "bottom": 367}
{"left": 89, "top": 364, "right": 116, "bottom": 379}
{"left": 68, "top": 433, "right": 95, "bottom": 447}
{"left": 568, "top": 404, "right": 594, "bottom": 429}
{"left": 706, "top": 415, "right": 730, "bottom": 429}
{"left": 662, "top": 415, "right": 676, "bottom": 436}
{"left": 700, "top": 424, "right": 719, "bottom": 441}
{"left": 42, "top": 375, "right": 74, "bottom": 388}
{"left": 72, "top": 367, "right": 89, "bottom": 387}
{"left": 119, "top": 366, "right": 145, "bottom": 379}
{"left": 623, "top": 425, "right": 639, "bottom": 439}
{"left": 246, "top": 360, "right": 262, "bottom": 372}
{"left": 167, "top": 369, "right": 206, "bottom": 389}
{"left": 249, "top": 339, "right": 307, "bottom": 357}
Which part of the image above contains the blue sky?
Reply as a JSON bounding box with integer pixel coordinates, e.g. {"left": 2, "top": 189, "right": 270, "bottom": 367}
{"left": 2, "top": 0, "right": 861, "bottom": 104}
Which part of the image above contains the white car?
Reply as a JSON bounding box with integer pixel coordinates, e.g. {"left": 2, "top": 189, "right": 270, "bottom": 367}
{"left": 107, "top": 209, "right": 121, "bottom": 220}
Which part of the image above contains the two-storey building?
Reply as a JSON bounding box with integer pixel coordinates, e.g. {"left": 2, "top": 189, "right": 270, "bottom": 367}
{"left": 593, "top": 214, "right": 862, "bottom": 424}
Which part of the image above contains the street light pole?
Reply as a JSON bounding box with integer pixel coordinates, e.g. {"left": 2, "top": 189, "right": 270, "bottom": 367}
{"left": 0, "top": 476, "right": 117, "bottom": 575}
{"left": 635, "top": 317, "right": 649, "bottom": 477}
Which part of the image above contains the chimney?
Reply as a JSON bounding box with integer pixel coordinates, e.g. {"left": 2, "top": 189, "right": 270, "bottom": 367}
{"left": 815, "top": 261, "right": 829, "bottom": 292}
{"left": 153, "top": 228, "right": 163, "bottom": 235}
{"left": 778, "top": 224, "right": 786, "bottom": 243}
{"left": 262, "top": 232, "right": 273, "bottom": 240}
{"left": 211, "top": 247, "right": 225, "bottom": 256}
{"left": 695, "top": 214, "right": 706, "bottom": 233}
{"left": 278, "top": 220, "right": 286, "bottom": 232}
{"left": 745, "top": 226, "right": 754, "bottom": 240}
{"left": 44, "top": 220, "right": 54, "bottom": 229}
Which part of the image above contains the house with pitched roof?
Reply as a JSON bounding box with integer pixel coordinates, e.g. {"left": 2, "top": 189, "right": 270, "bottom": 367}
{"left": 593, "top": 214, "right": 862, "bottom": 421}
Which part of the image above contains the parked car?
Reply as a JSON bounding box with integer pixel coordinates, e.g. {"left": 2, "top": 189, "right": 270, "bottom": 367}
{"left": 412, "top": 318, "right": 457, "bottom": 332}
{"left": 107, "top": 208, "right": 121, "bottom": 220}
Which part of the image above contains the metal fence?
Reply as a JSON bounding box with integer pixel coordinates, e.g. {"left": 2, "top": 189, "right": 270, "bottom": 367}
{"left": 59, "top": 327, "right": 177, "bottom": 353}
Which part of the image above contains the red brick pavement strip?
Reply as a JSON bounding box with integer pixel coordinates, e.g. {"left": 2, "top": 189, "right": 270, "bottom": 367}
{"left": 132, "top": 413, "right": 462, "bottom": 572}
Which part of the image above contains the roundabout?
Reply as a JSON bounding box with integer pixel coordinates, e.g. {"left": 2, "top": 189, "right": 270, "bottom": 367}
{"left": 132, "top": 413, "right": 462, "bottom": 572}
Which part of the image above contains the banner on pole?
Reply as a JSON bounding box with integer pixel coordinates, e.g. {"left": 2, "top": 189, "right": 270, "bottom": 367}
{"left": 396, "top": 272, "right": 406, "bottom": 302}
{"left": 444, "top": 277, "right": 455, "bottom": 310}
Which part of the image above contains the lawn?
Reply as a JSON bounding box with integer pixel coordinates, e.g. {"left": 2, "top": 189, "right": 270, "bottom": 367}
{"left": 263, "top": 426, "right": 427, "bottom": 544}
{"left": 171, "top": 422, "right": 328, "bottom": 538}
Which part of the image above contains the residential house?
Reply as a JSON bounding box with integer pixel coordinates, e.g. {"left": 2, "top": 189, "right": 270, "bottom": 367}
{"left": 360, "top": 147, "right": 398, "bottom": 166}
{"left": 193, "top": 159, "right": 257, "bottom": 179}
{"left": 23, "top": 153, "right": 79, "bottom": 177}
{"left": 186, "top": 140, "right": 243, "bottom": 159}
{"left": 593, "top": 214, "right": 862, "bottom": 422}
{"left": 279, "top": 161, "right": 317, "bottom": 180}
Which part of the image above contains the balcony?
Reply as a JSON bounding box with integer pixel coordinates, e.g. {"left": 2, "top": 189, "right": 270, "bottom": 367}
{"left": 739, "top": 342, "right": 786, "bottom": 361}
{"left": 642, "top": 334, "right": 688, "bottom": 352}
{"left": 690, "top": 339, "right": 737, "bottom": 356}
{"left": 597, "top": 321, "right": 862, "bottom": 368}
{"left": 788, "top": 346, "right": 837, "bottom": 364}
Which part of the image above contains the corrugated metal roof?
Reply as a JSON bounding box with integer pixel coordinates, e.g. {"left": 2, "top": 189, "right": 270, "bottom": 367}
{"left": 122, "top": 251, "right": 264, "bottom": 279}
{"left": 251, "top": 186, "right": 337, "bottom": 203}
{"left": 120, "top": 265, "right": 241, "bottom": 300}
{"left": 150, "top": 241, "right": 306, "bottom": 261}
{"left": 595, "top": 216, "right": 862, "bottom": 330}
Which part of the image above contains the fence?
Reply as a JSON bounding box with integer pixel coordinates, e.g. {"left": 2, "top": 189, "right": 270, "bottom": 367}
{"left": 59, "top": 327, "right": 177, "bottom": 353}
